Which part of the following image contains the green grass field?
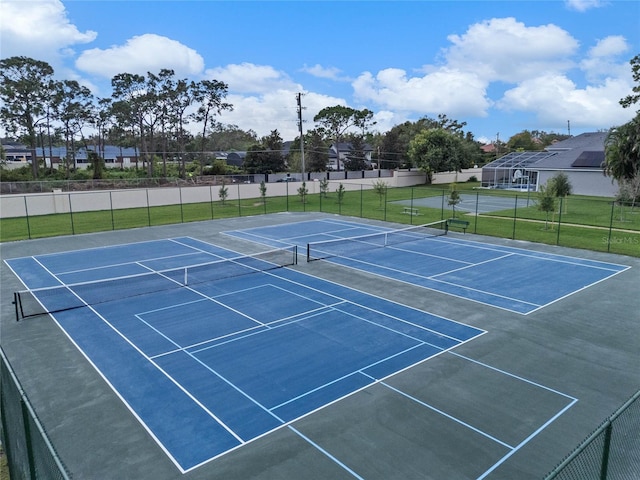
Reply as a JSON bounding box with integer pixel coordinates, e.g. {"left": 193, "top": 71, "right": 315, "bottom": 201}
{"left": 2, "top": 184, "right": 638, "bottom": 257}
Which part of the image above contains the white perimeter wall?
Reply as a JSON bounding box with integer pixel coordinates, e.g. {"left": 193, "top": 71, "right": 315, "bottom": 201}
{"left": 0, "top": 169, "right": 483, "bottom": 219}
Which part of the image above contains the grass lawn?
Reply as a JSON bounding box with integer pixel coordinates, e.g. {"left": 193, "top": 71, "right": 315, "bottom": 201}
{"left": 1, "top": 184, "right": 638, "bottom": 257}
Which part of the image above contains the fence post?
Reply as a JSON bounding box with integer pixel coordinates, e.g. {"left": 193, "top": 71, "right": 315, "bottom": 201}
{"left": 384, "top": 188, "right": 387, "bottom": 221}
{"left": 556, "top": 197, "right": 563, "bottom": 245}
{"left": 410, "top": 188, "right": 415, "bottom": 225}
{"left": 24, "top": 196, "right": 32, "bottom": 240}
{"left": 512, "top": 195, "right": 518, "bottom": 240}
{"left": 109, "top": 191, "right": 115, "bottom": 230}
{"left": 209, "top": 185, "right": 214, "bottom": 219}
{"left": 68, "top": 193, "right": 75, "bottom": 235}
{"left": 600, "top": 421, "right": 613, "bottom": 480}
{"left": 607, "top": 201, "right": 615, "bottom": 253}
{"left": 474, "top": 191, "right": 479, "bottom": 234}
{"left": 360, "top": 185, "right": 363, "bottom": 218}
{"left": 179, "top": 187, "right": 184, "bottom": 223}
{"left": 21, "top": 399, "right": 37, "bottom": 480}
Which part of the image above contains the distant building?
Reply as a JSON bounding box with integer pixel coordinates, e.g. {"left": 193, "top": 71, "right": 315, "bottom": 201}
{"left": 327, "top": 142, "right": 373, "bottom": 171}
{"left": 480, "top": 143, "right": 497, "bottom": 154}
{"left": 1, "top": 142, "right": 140, "bottom": 169}
{"left": 481, "top": 132, "right": 617, "bottom": 197}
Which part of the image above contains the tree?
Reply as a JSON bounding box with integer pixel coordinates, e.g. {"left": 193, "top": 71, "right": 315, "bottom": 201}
{"left": 620, "top": 54, "right": 640, "bottom": 112}
{"left": 192, "top": 79, "right": 232, "bottom": 175}
{"left": 243, "top": 131, "right": 286, "bottom": 174}
{"left": 537, "top": 183, "right": 556, "bottom": 230}
{"left": 447, "top": 183, "right": 461, "bottom": 218}
{"left": 259, "top": 180, "right": 267, "bottom": 207}
{"left": 218, "top": 180, "right": 229, "bottom": 205}
{"left": 111, "top": 72, "right": 146, "bottom": 171}
{"left": 548, "top": 172, "right": 572, "bottom": 214}
{"left": 0, "top": 56, "right": 55, "bottom": 178}
{"left": 53, "top": 80, "right": 94, "bottom": 176}
{"left": 164, "top": 77, "right": 195, "bottom": 178}
{"left": 507, "top": 131, "right": 543, "bottom": 151}
{"left": 408, "top": 129, "right": 466, "bottom": 183}
{"left": 297, "top": 182, "right": 308, "bottom": 203}
{"left": 305, "top": 129, "right": 329, "bottom": 172}
{"left": 314, "top": 105, "right": 368, "bottom": 171}
{"left": 319, "top": 178, "right": 329, "bottom": 198}
{"left": 604, "top": 115, "right": 640, "bottom": 182}
{"left": 88, "top": 150, "right": 105, "bottom": 179}
{"left": 206, "top": 122, "right": 257, "bottom": 151}
{"left": 343, "top": 136, "right": 368, "bottom": 171}
{"left": 373, "top": 179, "right": 388, "bottom": 207}
{"left": 336, "top": 183, "right": 346, "bottom": 204}
{"left": 603, "top": 55, "right": 640, "bottom": 205}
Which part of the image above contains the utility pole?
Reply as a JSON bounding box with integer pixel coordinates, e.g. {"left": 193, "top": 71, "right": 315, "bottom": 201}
{"left": 296, "top": 93, "right": 306, "bottom": 181}
{"left": 567, "top": 120, "right": 571, "bottom": 136}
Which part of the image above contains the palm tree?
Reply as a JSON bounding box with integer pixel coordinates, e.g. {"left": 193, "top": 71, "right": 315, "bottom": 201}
{"left": 604, "top": 115, "right": 640, "bottom": 182}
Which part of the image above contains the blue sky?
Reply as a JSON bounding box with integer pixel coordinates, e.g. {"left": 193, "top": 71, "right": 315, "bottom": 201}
{"left": 1, "top": 0, "right": 639, "bottom": 143}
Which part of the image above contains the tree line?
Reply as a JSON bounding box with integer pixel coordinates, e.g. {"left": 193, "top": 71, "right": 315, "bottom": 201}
{"left": 2, "top": 54, "right": 636, "bottom": 188}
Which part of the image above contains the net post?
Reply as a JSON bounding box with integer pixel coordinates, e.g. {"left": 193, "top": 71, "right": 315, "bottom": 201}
{"left": 13, "top": 292, "right": 20, "bottom": 322}
{"left": 293, "top": 245, "right": 298, "bottom": 265}
{"left": 306, "top": 243, "right": 310, "bottom": 262}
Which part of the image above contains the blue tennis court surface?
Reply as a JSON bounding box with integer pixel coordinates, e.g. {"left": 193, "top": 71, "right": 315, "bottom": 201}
{"left": 224, "top": 218, "right": 630, "bottom": 314}
{"left": 5, "top": 237, "right": 484, "bottom": 472}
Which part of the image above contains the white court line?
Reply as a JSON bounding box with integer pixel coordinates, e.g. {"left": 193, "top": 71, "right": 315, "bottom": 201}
{"left": 379, "top": 380, "right": 514, "bottom": 449}
{"left": 324, "top": 252, "right": 541, "bottom": 310}
{"left": 289, "top": 426, "right": 366, "bottom": 480}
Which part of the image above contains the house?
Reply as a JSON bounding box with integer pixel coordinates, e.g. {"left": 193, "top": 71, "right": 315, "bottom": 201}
{"left": 480, "top": 143, "right": 497, "bottom": 154}
{"left": 327, "top": 142, "right": 374, "bottom": 171}
{"left": 481, "top": 132, "right": 618, "bottom": 197}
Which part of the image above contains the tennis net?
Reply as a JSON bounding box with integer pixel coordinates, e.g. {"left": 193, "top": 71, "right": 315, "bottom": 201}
{"left": 306, "top": 219, "right": 448, "bottom": 262}
{"left": 13, "top": 245, "right": 297, "bottom": 321}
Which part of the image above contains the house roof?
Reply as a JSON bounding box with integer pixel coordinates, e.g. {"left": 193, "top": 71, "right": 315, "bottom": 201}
{"left": 483, "top": 132, "right": 608, "bottom": 172}
{"left": 530, "top": 132, "right": 607, "bottom": 170}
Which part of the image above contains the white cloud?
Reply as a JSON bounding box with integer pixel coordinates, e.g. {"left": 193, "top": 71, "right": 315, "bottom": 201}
{"left": 443, "top": 18, "right": 579, "bottom": 83}
{"left": 301, "top": 64, "right": 349, "bottom": 81}
{"left": 0, "top": 0, "right": 96, "bottom": 66}
{"left": 580, "top": 36, "right": 630, "bottom": 82}
{"left": 218, "top": 89, "right": 346, "bottom": 140}
{"left": 352, "top": 68, "right": 491, "bottom": 117}
{"left": 498, "top": 73, "right": 634, "bottom": 129}
{"left": 588, "top": 35, "right": 628, "bottom": 58}
{"left": 565, "top": 0, "right": 606, "bottom": 12}
{"left": 205, "top": 63, "right": 299, "bottom": 94}
{"left": 76, "top": 34, "right": 204, "bottom": 78}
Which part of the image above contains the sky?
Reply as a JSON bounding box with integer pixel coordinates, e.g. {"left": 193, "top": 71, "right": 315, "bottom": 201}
{"left": 1, "top": 0, "right": 639, "bottom": 144}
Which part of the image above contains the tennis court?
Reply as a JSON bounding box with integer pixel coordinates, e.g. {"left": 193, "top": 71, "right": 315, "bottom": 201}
{"left": 1, "top": 212, "right": 638, "bottom": 480}
{"left": 5, "top": 236, "right": 488, "bottom": 472}
{"left": 394, "top": 194, "right": 536, "bottom": 214}
{"left": 224, "top": 218, "right": 629, "bottom": 314}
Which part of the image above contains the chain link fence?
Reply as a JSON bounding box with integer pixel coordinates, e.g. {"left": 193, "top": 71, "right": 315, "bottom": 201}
{"left": 0, "top": 347, "right": 71, "bottom": 479}
{"left": 1, "top": 184, "right": 638, "bottom": 257}
{"left": 545, "top": 389, "right": 640, "bottom": 480}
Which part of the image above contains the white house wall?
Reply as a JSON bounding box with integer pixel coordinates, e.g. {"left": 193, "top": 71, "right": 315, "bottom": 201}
{"left": 538, "top": 170, "right": 619, "bottom": 197}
